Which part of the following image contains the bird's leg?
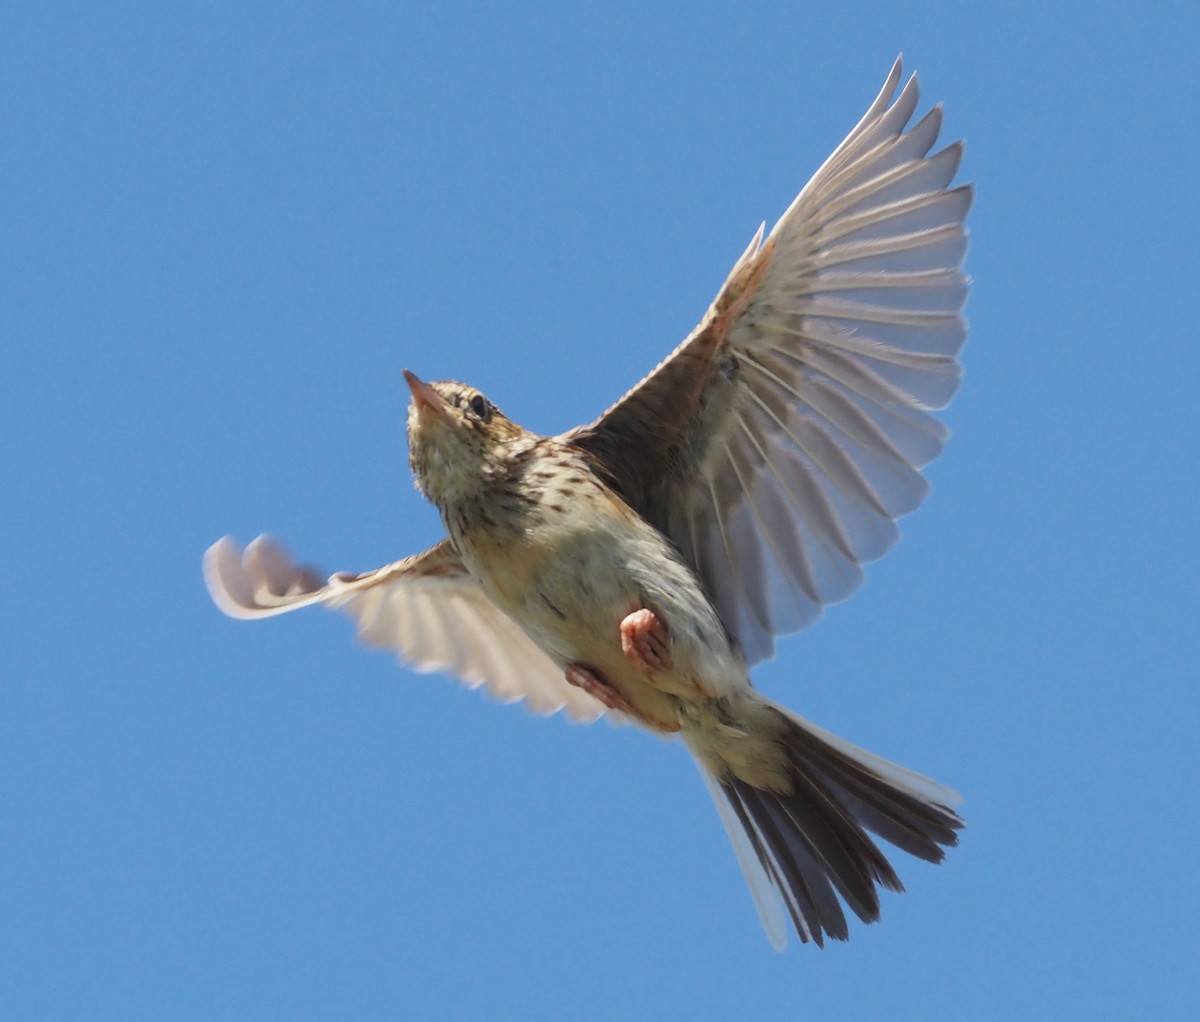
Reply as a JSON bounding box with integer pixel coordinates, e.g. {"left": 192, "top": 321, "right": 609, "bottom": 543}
{"left": 564, "top": 662, "right": 680, "bottom": 733}
{"left": 620, "top": 608, "right": 672, "bottom": 674}
{"left": 564, "top": 663, "right": 632, "bottom": 714}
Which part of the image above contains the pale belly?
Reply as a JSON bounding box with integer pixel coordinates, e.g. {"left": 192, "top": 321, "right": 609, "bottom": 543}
{"left": 452, "top": 485, "right": 747, "bottom": 729}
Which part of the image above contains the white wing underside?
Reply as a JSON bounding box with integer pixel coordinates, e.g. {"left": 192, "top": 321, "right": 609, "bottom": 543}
{"left": 664, "top": 57, "right": 970, "bottom": 664}
{"left": 204, "top": 535, "right": 609, "bottom": 722}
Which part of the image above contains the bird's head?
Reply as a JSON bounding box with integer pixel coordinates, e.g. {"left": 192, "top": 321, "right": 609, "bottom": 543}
{"left": 404, "top": 370, "right": 530, "bottom": 506}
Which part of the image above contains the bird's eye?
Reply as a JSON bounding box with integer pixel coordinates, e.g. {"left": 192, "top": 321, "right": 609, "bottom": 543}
{"left": 468, "top": 394, "right": 490, "bottom": 421}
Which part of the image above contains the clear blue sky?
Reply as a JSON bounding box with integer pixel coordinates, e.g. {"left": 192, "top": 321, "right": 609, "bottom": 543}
{"left": 4, "top": 3, "right": 1197, "bottom": 1019}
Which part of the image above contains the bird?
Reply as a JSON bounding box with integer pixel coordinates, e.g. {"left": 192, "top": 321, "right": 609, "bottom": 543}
{"left": 204, "top": 57, "right": 970, "bottom": 949}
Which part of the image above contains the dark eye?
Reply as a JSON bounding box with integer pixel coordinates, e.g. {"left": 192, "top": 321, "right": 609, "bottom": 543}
{"left": 468, "top": 394, "right": 490, "bottom": 421}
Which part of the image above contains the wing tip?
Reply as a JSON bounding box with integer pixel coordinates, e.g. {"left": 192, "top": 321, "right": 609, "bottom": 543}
{"left": 203, "top": 535, "right": 259, "bottom": 619}
{"left": 202, "top": 533, "right": 325, "bottom": 619}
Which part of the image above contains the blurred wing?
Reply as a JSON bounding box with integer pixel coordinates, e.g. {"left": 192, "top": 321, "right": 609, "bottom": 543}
{"left": 572, "top": 57, "right": 970, "bottom": 665}
{"left": 204, "top": 534, "right": 608, "bottom": 722}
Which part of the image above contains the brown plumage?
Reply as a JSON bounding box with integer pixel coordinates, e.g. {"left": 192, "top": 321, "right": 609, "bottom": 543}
{"left": 204, "top": 57, "right": 970, "bottom": 948}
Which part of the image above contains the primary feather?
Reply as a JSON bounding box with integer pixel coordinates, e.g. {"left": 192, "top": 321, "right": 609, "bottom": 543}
{"left": 573, "top": 55, "right": 970, "bottom": 664}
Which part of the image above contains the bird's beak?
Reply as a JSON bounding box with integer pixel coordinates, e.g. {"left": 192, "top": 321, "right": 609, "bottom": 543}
{"left": 403, "top": 369, "right": 450, "bottom": 423}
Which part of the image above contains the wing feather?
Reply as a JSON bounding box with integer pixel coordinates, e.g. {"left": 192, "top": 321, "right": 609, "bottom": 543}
{"left": 204, "top": 535, "right": 607, "bottom": 721}
{"left": 571, "top": 58, "right": 969, "bottom": 662}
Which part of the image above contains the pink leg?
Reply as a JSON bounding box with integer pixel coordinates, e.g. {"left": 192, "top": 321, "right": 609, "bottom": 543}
{"left": 621, "top": 608, "right": 672, "bottom": 674}
{"left": 564, "top": 663, "right": 632, "bottom": 714}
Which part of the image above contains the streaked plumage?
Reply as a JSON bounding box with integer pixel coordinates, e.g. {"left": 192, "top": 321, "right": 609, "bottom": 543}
{"left": 205, "top": 58, "right": 970, "bottom": 948}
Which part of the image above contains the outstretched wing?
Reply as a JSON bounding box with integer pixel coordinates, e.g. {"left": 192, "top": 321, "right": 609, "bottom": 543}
{"left": 571, "top": 57, "right": 970, "bottom": 664}
{"left": 204, "top": 534, "right": 608, "bottom": 721}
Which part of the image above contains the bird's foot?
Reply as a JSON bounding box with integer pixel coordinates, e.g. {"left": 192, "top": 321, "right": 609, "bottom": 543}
{"left": 564, "top": 663, "right": 632, "bottom": 714}
{"left": 565, "top": 662, "right": 680, "bottom": 733}
{"left": 620, "top": 608, "right": 672, "bottom": 674}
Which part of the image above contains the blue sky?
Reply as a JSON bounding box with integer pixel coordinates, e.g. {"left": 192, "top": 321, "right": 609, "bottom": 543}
{"left": 4, "top": 3, "right": 1197, "bottom": 1019}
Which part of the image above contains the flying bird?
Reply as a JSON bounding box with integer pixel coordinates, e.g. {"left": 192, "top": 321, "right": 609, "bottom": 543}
{"left": 205, "top": 57, "right": 970, "bottom": 949}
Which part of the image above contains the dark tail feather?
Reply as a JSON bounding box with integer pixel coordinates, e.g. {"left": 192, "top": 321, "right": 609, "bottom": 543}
{"left": 695, "top": 704, "right": 963, "bottom": 949}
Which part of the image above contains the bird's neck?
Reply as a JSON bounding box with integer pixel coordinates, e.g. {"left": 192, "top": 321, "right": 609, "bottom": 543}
{"left": 419, "top": 434, "right": 540, "bottom": 517}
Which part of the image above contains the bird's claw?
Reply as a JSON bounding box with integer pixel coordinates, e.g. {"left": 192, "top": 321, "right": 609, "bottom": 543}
{"left": 621, "top": 608, "right": 672, "bottom": 674}
{"left": 564, "top": 663, "right": 632, "bottom": 714}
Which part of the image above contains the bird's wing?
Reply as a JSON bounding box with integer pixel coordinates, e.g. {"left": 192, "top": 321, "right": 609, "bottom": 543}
{"left": 570, "top": 58, "right": 970, "bottom": 665}
{"left": 204, "top": 534, "right": 608, "bottom": 721}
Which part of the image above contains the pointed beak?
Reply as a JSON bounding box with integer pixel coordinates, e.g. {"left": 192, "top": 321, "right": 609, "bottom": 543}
{"left": 403, "top": 369, "right": 450, "bottom": 423}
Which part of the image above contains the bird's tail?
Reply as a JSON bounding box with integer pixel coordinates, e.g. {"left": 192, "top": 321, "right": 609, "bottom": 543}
{"left": 684, "top": 696, "right": 963, "bottom": 949}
